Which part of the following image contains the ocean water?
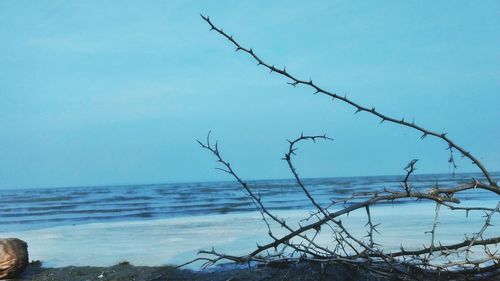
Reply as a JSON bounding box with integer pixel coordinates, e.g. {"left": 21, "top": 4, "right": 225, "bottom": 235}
{"left": 0, "top": 172, "right": 498, "bottom": 268}
{"left": 1, "top": 172, "right": 497, "bottom": 232}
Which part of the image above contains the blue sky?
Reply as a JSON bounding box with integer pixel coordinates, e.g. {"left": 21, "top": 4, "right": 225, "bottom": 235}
{"left": 0, "top": 1, "right": 498, "bottom": 189}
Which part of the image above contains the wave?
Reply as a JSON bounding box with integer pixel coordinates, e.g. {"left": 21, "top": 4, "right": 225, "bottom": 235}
{"left": 0, "top": 172, "right": 497, "bottom": 232}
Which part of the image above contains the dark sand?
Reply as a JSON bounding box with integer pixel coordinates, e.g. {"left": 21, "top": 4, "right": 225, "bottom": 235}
{"left": 10, "top": 261, "right": 500, "bottom": 281}
{"left": 12, "top": 261, "right": 375, "bottom": 281}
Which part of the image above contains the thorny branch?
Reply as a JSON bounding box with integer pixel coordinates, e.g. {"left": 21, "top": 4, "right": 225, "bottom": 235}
{"left": 283, "top": 133, "right": 333, "bottom": 216}
{"left": 426, "top": 203, "right": 441, "bottom": 260}
{"left": 200, "top": 14, "right": 497, "bottom": 189}
{"left": 195, "top": 134, "right": 499, "bottom": 278}
{"left": 197, "top": 132, "right": 337, "bottom": 260}
{"left": 403, "top": 159, "right": 418, "bottom": 194}
{"left": 190, "top": 15, "right": 500, "bottom": 280}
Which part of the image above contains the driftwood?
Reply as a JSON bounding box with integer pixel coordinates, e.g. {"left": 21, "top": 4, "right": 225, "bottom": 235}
{"left": 0, "top": 238, "right": 28, "bottom": 279}
{"left": 187, "top": 15, "right": 500, "bottom": 280}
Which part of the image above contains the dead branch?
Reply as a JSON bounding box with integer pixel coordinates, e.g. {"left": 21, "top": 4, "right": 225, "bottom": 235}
{"left": 195, "top": 133, "right": 499, "bottom": 278}
{"left": 200, "top": 14, "right": 497, "bottom": 189}
{"left": 190, "top": 14, "right": 500, "bottom": 279}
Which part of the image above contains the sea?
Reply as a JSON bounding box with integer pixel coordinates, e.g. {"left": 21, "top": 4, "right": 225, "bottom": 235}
{"left": 0, "top": 172, "right": 498, "bottom": 268}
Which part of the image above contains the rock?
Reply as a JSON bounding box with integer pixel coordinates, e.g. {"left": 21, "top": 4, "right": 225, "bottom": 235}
{"left": 0, "top": 238, "right": 29, "bottom": 279}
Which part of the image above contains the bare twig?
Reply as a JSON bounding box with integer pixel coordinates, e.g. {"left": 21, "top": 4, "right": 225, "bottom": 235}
{"left": 200, "top": 14, "right": 497, "bottom": 188}
{"left": 403, "top": 159, "right": 418, "bottom": 194}
{"left": 425, "top": 203, "right": 441, "bottom": 259}
{"left": 283, "top": 134, "right": 333, "bottom": 216}
{"left": 193, "top": 14, "right": 500, "bottom": 279}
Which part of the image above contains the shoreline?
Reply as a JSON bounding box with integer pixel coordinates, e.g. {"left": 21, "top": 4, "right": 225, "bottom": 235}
{"left": 2, "top": 200, "right": 498, "bottom": 269}
{"left": 14, "top": 260, "right": 500, "bottom": 281}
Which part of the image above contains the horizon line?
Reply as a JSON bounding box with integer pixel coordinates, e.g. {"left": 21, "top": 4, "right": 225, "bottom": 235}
{"left": 1, "top": 170, "right": 498, "bottom": 192}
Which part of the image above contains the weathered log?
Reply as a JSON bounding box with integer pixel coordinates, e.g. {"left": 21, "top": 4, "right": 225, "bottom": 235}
{"left": 0, "top": 238, "right": 29, "bottom": 279}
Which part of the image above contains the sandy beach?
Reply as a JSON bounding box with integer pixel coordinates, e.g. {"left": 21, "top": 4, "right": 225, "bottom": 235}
{"left": 13, "top": 261, "right": 379, "bottom": 281}
{"left": 14, "top": 260, "right": 500, "bottom": 281}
